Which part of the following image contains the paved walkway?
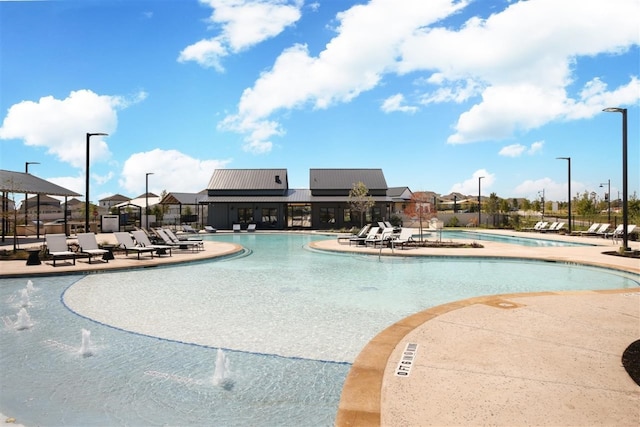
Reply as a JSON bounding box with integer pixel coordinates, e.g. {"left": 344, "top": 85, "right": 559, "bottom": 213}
{"left": 320, "top": 230, "right": 640, "bottom": 426}
{"left": 1, "top": 229, "right": 639, "bottom": 426}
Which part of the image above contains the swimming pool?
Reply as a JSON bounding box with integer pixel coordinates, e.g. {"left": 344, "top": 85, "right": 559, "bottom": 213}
{"left": 430, "top": 230, "right": 594, "bottom": 247}
{"left": 1, "top": 233, "right": 637, "bottom": 426}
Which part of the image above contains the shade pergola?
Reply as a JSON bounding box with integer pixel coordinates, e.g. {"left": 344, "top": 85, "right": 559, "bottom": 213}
{"left": 1, "top": 169, "right": 81, "bottom": 242}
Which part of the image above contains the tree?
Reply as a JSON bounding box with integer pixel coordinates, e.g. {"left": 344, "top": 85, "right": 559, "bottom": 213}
{"left": 574, "top": 191, "right": 597, "bottom": 217}
{"left": 404, "top": 191, "right": 435, "bottom": 242}
{"left": 348, "top": 181, "right": 375, "bottom": 227}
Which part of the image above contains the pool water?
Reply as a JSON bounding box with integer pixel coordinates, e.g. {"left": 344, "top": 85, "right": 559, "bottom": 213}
{"left": 433, "top": 230, "right": 594, "bottom": 247}
{"left": 1, "top": 233, "right": 637, "bottom": 426}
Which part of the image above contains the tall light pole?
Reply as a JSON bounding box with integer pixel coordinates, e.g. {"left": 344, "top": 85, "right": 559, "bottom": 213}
{"left": 478, "top": 176, "right": 484, "bottom": 227}
{"left": 599, "top": 179, "right": 611, "bottom": 223}
{"left": 556, "top": 157, "right": 571, "bottom": 233}
{"left": 24, "top": 162, "right": 39, "bottom": 229}
{"left": 603, "top": 107, "right": 629, "bottom": 251}
{"left": 85, "top": 132, "right": 108, "bottom": 233}
{"left": 145, "top": 172, "right": 154, "bottom": 229}
{"left": 538, "top": 189, "right": 545, "bottom": 220}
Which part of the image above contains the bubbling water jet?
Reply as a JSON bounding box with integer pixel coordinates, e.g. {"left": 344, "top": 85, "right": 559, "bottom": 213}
{"left": 212, "top": 349, "right": 233, "bottom": 390}
{"left": 19, "top": 289, "right": 30, "bottom": 308}
{"left": 15, "top": 308, "right": 33, "bottom": 331}
{"left": 79, "top": 328, "right": 93, "bottom": 357}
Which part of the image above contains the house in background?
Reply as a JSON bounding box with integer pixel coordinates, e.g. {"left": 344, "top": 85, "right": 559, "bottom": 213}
{"left": 203, "top": 168, "right": 395, "bottom": 230}
{"left": 99, "top": 194, "right": 130, "bottom": 211}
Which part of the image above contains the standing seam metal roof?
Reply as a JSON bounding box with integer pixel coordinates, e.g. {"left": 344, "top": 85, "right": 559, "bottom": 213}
{"left": 0, "top": 170, "right": 81, "bottom": 197}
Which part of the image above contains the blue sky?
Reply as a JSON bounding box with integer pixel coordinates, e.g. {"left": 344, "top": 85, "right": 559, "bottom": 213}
{"left": 1, "top": 0, "right": 638, "bottom": 206}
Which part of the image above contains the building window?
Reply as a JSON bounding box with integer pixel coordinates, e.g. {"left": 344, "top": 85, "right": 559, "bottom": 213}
{"left": 343, "top": 209, "right": 352, "bottom": 223}
{"left": 287, "top": 204, "right": 311, "bottom": 228}
{"left": 238, "top": 208, "right": 253, "bottom": 224}
{"left": 319, "top": 207, "right": 335, "bottom": 226}
{"left": 261, "top": 208, "right": 278, "bottom": 226}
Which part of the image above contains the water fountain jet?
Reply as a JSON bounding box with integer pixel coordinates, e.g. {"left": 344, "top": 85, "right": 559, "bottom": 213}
{"left": 79, "top": 328, "right": 93, "bottom": 357}
{"left": 15, "top": 308, "right": 32, "bottom": 331}
{"left": 212, "top": 348, "right": 233, "bottom": 390}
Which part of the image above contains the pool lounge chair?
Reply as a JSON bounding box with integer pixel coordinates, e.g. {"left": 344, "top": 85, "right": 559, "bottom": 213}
{"left": 247, "top": 223, "right": 256, "bottom": 232}
{"left": 182, "top": 224, "right": 199, "bottom": 234}
{"left": 114, "top": 232, "right": 157, "bottom": 259}
{"left": 156, "top": 229, "right": 202, "bottom": 252}
{"left": 338, "top": 224, "right": 371, "bottom": 245}
{"left": 390, "top": 228, "right": 416, "bottom": 249}
{"left": 131, "top": 230, "right": 173, "bottom": 256}
{"left": 204, "top": 225, "right": 217, "bottom": 233}
{"left": 233, "top": 224, "right": 241, "bottom": 232}
{"left": 354, "top": 226, "right": 379, "bottom": 247}
{"left": 365, "top": 228, "right": 394, "bottom": 248}
{"left": 45, "top": 233, "right": 76, "bottom": 267}
{"left": 593, "top": 223, "right": 611, "bottom": 237}
{"left": 76, "top": 233, "right": 109, "bottom": 264}
{"left": 522, "top": 221, "right": 543, "bottom": 232}
{"left": 164, "top": 228, "right": 203, "bottom": 247}
{"left": 610, "top": 224, "right": 637, "bottom": 243}
{"left": 571, "top": 223, "right": 600, "bottom": 236}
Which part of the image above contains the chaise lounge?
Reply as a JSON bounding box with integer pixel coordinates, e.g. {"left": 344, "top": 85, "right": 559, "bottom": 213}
{"left": 114, "top": 232, "right": 157, "bottom": 259}
{"left": 45, "top": 233, "right": 76, "bottom": 267}
{"left": 77, "top": 232, "right": 109, "bottom": 264}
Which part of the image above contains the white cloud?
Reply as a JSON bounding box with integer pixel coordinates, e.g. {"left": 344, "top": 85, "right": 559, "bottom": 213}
{"left": 499, "top": 140, "right": 544, "bottom": 157}
{"left": 221, "top": 0, "right": 464, "bottom": 151}
{"left": 528, "top": 140, "right": 543, "bottom": 155}
{"left": 119, "top": 149, "right": 232, "bottom": 194}
{"left": 381, "top": 94, "right": 418, "bottom": 114}
{"left": 178, "top": 0, "right": 303, "bottom": 71}
{"left": 0, "top": 89, "right": 146, "bottom": 168}
{"left": 218, "top": 0, "right": 639, "bottom": 151}
{"left": 449, "top": 169, "right": 495, "bottom": 196}
{"left": 499, "top": 144, "right": 526, "bottom": 157}
{"left": 514, "top": 177, "right": 581, "bottom": 202}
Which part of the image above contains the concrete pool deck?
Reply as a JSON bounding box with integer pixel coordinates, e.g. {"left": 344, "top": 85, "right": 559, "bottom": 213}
{"left": 1, "top": 229, "right": 639, "bottom": 426}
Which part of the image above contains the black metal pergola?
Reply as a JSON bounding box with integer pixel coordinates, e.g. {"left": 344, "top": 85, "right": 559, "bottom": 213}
{"left": 0, "top": 169, "right": 81, "bottom": 244}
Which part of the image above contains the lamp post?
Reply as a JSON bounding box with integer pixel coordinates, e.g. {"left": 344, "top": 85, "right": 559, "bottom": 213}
{"left": 603, "top": 107, "right": 629, "bottom": 251}
{"left": 85, "top": 132, "right": 108, "bottom": 233}
{"left": 556, "top": 157, "right": 571, "bottom": 233}
{"left": 538, "top": 189, "right": 545, "bottom": 220}
{"left": 599, "top": 179, "right": 611, "bottom": 223}
{"left": 24, "top": 162, "right": 39, "bottom": 229}
{"left": 145, "top": 172, "right": 154, "bottom": 229}
{"left": 478, "top": 176, "right": 484, "bottom": 227}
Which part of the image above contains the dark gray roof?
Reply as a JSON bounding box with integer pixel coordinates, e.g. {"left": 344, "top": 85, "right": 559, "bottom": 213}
{"left": 0, "top": 170, "right": 81, "bottom": 197}
{"left": 309, "top": 169, "right": 387, "bottom": 190}
{"left": 201, "top": 189, "right": 391, "bottom": 204}
{"left": 207, "top": 169, "right": 288, "bottom": 191}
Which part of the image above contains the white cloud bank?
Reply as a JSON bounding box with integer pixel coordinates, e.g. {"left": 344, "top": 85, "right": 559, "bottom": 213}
{"left": 499, "top": 140, "right": 544, "bottom": 157}
{"left": 178, "top": 0, "right": 303, "bottom": 72}
{"left": 449, "top": 169, "right": 495, "bottom": 196}
{"left": 213, "top": 0, "right": 639, "bottom": 152}
{"left": 119, "top": 149, "right": 231, "bottom": 195}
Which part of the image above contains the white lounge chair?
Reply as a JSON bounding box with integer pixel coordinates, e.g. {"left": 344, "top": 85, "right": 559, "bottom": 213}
{"left": 611, "top": 224, "right": 637, "bottom": 243}
{"left": 247, "top": 223, "right": 256, "bottom": 232}
{"left": 390, "top": 228, "right": 416, "bottom": 249}
{"left": 131, "top": 230, "right": 173, "bottom": 256}
{"left": 156, "top": 229, "right": 202, "bottom": 252}
{"left": 77, "top": 232, "right": 109, "bottom": 264}
{"left": 204, "top": 225, "right": 217, "bottom": 233}
{"left": 572, "top": 223, "right": 599, "bottom": 236}
{"left": 593, "top": 223, "right": 611, "bottom": 237}
{"left": 114, "top": 232, "right": 156, "bottom": 259}
{"left": 366, "top": 228, "right": 394, "bottom": 248}
{"left": 233, "top": 224, "right": 241, "bottom": 232}
{"left": 339, "top": 224, "right": 371, "bottom": 245}
{"left": 182, "top": 224, "right": 199, "bottom": 234}
{"left": 45, "top": 233, "right": 76, "bottom": 267}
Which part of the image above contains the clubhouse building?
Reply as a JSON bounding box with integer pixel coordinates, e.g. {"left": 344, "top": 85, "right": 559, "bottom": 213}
{"left": 202, "top": 168, "right": 412, "bottom": 230}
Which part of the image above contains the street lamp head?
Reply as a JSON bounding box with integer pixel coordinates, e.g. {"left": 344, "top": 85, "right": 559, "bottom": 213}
{"left": 556, "top": 157, "right": 570, "bottom": 160}
{"left": 87, "top": 132, "right": 109, "bottom": 137}
{"left": 603, "top": 107, "right": 626, "bottom": 113}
